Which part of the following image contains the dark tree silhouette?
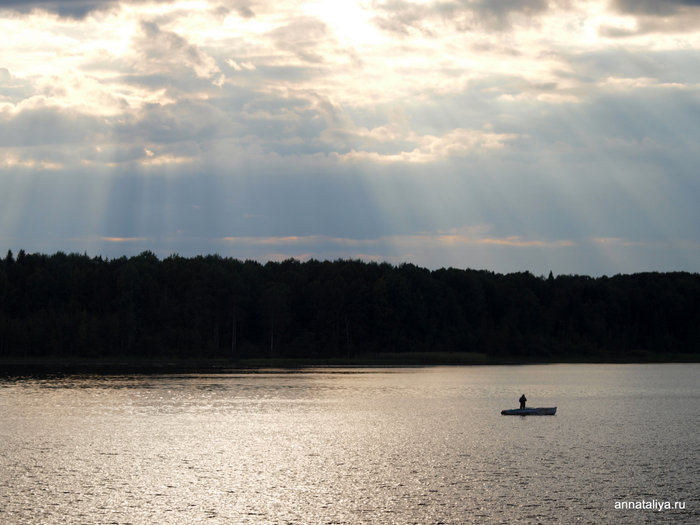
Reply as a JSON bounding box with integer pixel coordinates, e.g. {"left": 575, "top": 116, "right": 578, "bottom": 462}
{"left": 0, "top": 251, "right": 698, "bottom": 361}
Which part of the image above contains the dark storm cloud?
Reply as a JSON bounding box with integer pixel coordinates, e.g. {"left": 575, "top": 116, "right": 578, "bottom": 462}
{"left": 0, "top": 0, "right": 120, "bottom": 18}
{"left": 0, "top": 0, "right": 256, "bottom": 19}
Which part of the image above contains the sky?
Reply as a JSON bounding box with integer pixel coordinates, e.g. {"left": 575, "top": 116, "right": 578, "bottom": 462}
{"left": 1, "top": 0, "right": 700, "bottom": 276}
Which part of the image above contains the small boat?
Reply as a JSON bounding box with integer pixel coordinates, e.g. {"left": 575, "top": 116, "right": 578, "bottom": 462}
{"left": 501, "top": 407, "right": 557, "bottom": 416}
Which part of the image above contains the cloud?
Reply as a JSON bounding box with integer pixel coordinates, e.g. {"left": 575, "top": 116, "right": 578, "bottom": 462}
{"left": 99, "top": 236, "right": 149, "bottom": 243}
{"left": 226, "top": 59, "right": 256, "bottom": 71}
{"left": 2, "top": 0, "right": 700, "bottom": 275}
{"left": 233, "top": 3, "right": 255, "bottom": 19}
{"left": 0, "top": 0, "right": 192, "bottom": 19}
{"left": 460, "top": 0, "right": 551, "bottom": 29}
{"left": 221, "top": 228, "right": 572, "bottom": 249}
{"left": 0, "top": 0, "right": 116, "bottom": 19}
{"left": 591, "top": 236, "right": 648, "bottom": 247}
{"left": 0, "top": 68, "right": 32, "bottom": 104}
{"left": 0, "top": 102, "right": 99, "bottom": 147}
{"left": 0, "top": 0, "right": 254, "bottom": 20}
{"left": 268, "top": 16, "right": 330, "bottom": 64}
{"left": 336, "top": 128, "right": 518, "bottom": 164}
{"left": 205, "top": 225, "right": 601, "bottom": 273}
{"left": 135, "top": 20, "right": 222, "bottom": 81}
{"left": 612, "top": 0, "right": 700, "bottom": 16}
{"left": 603, "top": 0, "right": 700, "bottom": 36}
{"left": 0, "top": 93, "right": 234, "bottom": 171}
{"left": 371, "top": 0, "right": 555, "bottom": 35}
{"left": 0, "top": 150, "right": 62, "bottom": 170}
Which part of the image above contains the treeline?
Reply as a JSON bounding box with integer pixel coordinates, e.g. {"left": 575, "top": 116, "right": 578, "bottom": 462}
{"left": 0, "top": 250, "right": 699, "bottom": 361}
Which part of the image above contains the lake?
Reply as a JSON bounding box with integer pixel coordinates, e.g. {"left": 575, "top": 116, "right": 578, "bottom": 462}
{"left": 1, "top": 364, "right": 698, "bottom": 524}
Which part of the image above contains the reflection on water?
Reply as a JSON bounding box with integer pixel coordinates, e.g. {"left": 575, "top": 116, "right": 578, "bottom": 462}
{"left": 0, "top": 365, "right": 698, "bottom": 523}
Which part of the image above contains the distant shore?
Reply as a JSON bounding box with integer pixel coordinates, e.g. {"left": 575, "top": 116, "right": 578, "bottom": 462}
{"left": 1, "top": 351, "right": 698, "bottom": 375}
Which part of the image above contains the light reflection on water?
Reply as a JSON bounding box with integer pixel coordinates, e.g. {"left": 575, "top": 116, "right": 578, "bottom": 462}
{"left": 0, "top": 365, "right": 698, "bottom": 524}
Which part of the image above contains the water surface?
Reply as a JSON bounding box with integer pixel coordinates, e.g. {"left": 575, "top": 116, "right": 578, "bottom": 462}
{"left": 1, "top": 364, "right": 698, "bottom": 523}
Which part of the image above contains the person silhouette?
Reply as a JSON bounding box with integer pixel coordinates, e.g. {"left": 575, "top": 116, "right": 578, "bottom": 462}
{"left": 519, "top": 394, "right": 527, "bottom": 410}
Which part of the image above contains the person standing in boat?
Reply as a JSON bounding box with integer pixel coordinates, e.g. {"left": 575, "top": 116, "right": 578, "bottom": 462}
{"left": 519, "top": 394, "right": 527, "bottom": 409}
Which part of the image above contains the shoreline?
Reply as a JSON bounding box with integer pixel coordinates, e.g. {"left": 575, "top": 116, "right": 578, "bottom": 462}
{"left": 1, "top": 352, "right": 698, "bottom": 375}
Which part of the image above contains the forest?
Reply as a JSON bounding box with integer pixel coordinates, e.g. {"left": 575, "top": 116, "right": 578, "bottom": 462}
{"left": 0, "top": 250, "right": 699, "bottom": 363}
